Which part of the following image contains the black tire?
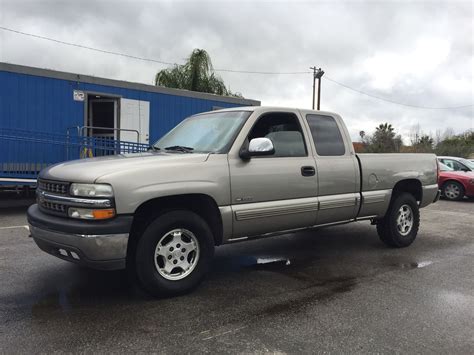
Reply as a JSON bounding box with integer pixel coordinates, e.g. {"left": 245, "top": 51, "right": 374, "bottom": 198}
{"left": 442, "top": 181, "right": 465, "bottom": 201}
{"left": 376, "top": 193, "right": 420, "bottom": 248}
{"left": 135, "top": 210, "right": 214, "bottom": 297}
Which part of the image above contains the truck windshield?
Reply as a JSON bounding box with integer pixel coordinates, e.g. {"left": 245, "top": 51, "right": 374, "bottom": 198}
{"left": 153, "top": 110, "right": 251, "bottom": 153}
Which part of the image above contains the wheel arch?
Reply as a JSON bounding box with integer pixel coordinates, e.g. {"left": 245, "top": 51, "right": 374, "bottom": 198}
{"left": 127, "top": 193, "right": 224, "bottom": 263}
{"left": 391, "top": 179, "right": 423, "bottom": 203}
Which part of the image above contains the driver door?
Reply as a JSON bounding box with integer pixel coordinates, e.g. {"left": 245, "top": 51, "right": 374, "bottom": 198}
{"left": 228, "top": 110, "right": 319, "bottom": 239}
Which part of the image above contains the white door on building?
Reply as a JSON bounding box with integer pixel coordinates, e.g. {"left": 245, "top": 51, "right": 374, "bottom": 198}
{"left": 120, "top": 98, "right": 150, "bottom": 144}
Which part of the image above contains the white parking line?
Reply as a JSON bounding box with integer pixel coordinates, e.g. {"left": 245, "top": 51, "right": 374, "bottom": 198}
{"left": 0, "top": 225, "right": 29, "bottom": 231}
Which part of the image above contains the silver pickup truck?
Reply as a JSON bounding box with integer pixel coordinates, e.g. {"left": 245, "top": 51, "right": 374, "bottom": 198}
{"left": 28, "top": 107, "right": 440, "bottom": 296}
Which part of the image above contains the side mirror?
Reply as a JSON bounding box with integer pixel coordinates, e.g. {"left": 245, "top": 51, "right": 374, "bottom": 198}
{"left": 240, "top": 137, "right": 275, "bottom": 160}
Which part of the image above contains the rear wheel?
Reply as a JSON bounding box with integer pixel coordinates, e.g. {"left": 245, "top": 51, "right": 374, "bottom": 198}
{"left": 377, "top": 193, "right": 420, "bottom": 248}
{"left": 442, "top": 181, "right": 465, "bottom": 201}
{"left": 135, "top": 210, "right": 214, "bottom": 297}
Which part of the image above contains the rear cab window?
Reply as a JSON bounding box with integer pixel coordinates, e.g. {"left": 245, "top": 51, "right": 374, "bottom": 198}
{"left": 305, "top": 114, "right": 346, "bottom": 156}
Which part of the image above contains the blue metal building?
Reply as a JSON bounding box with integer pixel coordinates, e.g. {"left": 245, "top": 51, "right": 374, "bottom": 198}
{"left": 0, "top": 62, "right": 259, "bottom": 185}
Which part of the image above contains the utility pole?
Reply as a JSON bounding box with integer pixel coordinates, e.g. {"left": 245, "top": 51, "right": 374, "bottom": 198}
{"left": 310, "top": 67, "right": 324, "bottom": 110}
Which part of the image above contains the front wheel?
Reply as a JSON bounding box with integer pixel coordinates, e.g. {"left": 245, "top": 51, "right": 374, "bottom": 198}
{"left": 135, "top": 210, "right": 214, "bottom": 297}
{"left": 376, "top": 193, "right": 420, "bottom": 248}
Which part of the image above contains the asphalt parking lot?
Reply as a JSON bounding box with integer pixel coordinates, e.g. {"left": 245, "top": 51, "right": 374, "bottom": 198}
{"left": 0, "top": 198, "right": 473, "bottom": 353}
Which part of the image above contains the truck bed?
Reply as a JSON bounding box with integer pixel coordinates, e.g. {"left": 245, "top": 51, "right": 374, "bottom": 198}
{"left": 357, "top": 153, "right": 438, "bottom": 218}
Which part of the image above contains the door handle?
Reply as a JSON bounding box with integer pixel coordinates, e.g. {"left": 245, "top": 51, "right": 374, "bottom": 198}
{"left": 301, "top": 166, "right": 316, "bottom": 177}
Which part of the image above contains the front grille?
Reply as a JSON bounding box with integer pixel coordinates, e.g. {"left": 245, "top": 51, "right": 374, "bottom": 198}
{"left": 38, "top": 179, "right": 69, "bottom": 195}
{"left": 37, "top": 179, "right": 70, "bottom": 216}
{"left": 40, "top": 200, "right": 67, "bottom": 214}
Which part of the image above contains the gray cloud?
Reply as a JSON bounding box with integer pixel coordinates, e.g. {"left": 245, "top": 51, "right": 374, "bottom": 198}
{"left": 1, "top": 0, "right": 472, "bottom": 141}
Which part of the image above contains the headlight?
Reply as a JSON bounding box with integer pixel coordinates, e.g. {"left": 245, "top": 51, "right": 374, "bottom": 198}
{"left": 68, "top": 207, "right": 116, "bottom": 220}
{"left": 70, "top": 183, "right": 114, "bottom": 197}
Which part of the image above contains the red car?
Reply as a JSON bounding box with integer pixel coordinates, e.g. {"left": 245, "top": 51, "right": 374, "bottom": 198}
{"left": 438, "top": 163, "right": 474, "bottom": 201}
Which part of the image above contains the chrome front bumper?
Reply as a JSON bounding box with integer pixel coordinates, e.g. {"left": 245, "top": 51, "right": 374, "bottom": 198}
{"left": 29, "top": 224, "right": 129, "bottom": 270}
{"left": 27, "top": 204, "right": 132, "bottom": 270}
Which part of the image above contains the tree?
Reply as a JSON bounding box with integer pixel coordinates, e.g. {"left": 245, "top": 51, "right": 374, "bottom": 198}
{"left": 413, "top": 135, "right": 434, "bottom": 153}
{"left": 154, "top": 49, "right": 242, "bottom": 97}
{"left": 409, "top": 123, "right": 421, "bottom": 146}
{"left": 442, "top": 127, "right": 455, "bottom": 141}
{"left": 366, "top": 123, "right": 403, "bottom": 153}
{"left": 435, "top": 130, "right": 474, "bottom": 158}
{"left": 434, "top": 129, "right": 442, "bottom": 146}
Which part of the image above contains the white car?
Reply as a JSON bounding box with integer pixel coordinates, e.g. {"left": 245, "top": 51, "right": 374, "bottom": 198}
{"left": 437, "top": 156, "right": 474, "bottom": 172}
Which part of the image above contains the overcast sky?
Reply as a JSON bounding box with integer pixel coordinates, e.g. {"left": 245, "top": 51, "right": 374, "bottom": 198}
{"left": 1, "top": 0, "right": 472, "bottom": 142}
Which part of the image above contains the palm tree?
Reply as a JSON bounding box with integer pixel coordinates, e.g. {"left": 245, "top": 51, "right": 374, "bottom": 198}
{"left": 370, "top": 123, "right": 402, "bottom": 153}
{"left": 375, "top": 123, "right": 395, "bottom": 138}
{"left": 155, "top": 49, "right": 242, "bottom": 97}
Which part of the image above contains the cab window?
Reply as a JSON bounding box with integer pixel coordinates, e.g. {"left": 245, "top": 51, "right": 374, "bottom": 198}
{"left": 306, "top": 114, "right": 346, "bottom": 156}
{"left": 248, "top": 112, "right": 307, "bottom": 157}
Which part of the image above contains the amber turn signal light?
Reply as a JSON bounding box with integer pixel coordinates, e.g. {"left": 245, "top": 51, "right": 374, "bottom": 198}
{"left": 69, "top": 207, "right": 116, "bottom": 220}
{"left": 92, "top": 209, "right": 116, "bottom": 220}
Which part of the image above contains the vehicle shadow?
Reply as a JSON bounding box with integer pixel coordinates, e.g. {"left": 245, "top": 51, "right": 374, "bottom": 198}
{"left": 0, "top": 205, "right": 34, "bottom": 216}
{"left": 14, "top": 219, "right": 462, "bottom": 322}
{"left": 0, "top": 191, "right": 35, "bottom": 209}
{"left": 13, "top": 226, "right": 369, "bottom": 312}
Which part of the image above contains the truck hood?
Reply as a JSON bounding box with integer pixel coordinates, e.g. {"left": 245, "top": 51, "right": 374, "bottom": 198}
{"left": 40, "top": 152, "right": 210, "bottom": 183}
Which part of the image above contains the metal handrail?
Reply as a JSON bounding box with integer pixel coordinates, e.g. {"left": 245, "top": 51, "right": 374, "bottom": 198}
{"left": 66, "top": 126, "right": 80, "bottom": 160}
{"left": 79, "top": 126, "right": 140, "bottom": 143}
{"left": 66, "top": 126, "right": 81, "bottom": 136}
{"left": 0, "top": 127, "right": 149, "bottom": 185}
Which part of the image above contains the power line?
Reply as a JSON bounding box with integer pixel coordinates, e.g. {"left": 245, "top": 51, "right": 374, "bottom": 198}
{"left": 1, "top": 25, "right": 472, "bottom": 109}
{"left": 0, "top": 26, "right": 177, "bottom": 66}
{"left": 0, "top": 26, "right": 309, "bottom": 75}
{"left": 213, "top": 68, "right": 309, "bottom": 74}
{"left": 324, "top": 76, "right": 473, "bottom": 110}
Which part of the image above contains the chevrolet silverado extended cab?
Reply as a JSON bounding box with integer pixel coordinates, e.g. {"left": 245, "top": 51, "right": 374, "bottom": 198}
{"left": 28, "top": 107, "right": 440, "bottom": 296}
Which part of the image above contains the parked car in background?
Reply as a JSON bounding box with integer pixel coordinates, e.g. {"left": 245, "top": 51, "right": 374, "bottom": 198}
{"left": 437, "top": 156, "right": 474, "bottom": 172}
{"left": 438, "top": 162, "right": 474, "bottom": 201}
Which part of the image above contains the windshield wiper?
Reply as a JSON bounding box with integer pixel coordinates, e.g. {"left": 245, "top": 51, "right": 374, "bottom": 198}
{"left": 164, "top": 145, "right": 194, "bottom": 153}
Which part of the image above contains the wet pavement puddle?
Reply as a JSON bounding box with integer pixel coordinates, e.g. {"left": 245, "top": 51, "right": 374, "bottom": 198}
{"left": 4, "top": 246, "right": 437, "bottom": 322}
{"left": 256, "top": 257, "right": 291, "bottom": 266}
{"left": 256, "top": 276, "right": 358, "bottom": 317}
{"left": 392, "top": 260, "right": 434, "bottom": 269}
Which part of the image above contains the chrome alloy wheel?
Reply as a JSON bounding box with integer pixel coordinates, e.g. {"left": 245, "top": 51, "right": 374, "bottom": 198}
{"left": 154, "top": 229, "right": 200, "bottom": 281}
{"left": 396, "top": 204, "right": 413, "bottom": 236}
{"left": 444, "top": 183, "right": 461, "bottom": 200}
